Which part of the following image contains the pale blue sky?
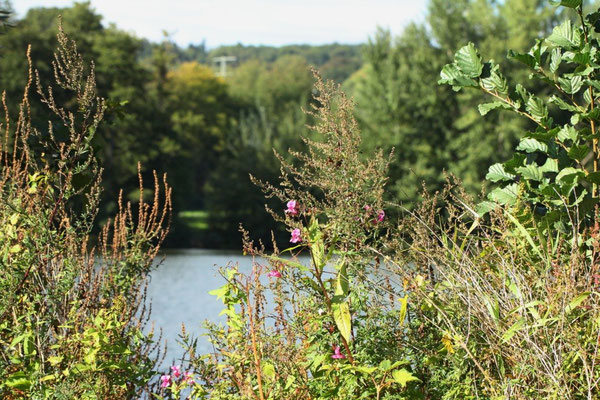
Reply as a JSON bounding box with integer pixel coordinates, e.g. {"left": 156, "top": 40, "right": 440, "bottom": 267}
{"left": 13, "top": 0, "right": 427, "bottom": 48}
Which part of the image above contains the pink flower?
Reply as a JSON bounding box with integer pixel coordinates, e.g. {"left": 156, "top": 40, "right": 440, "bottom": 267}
{"left": 267, "top": 270, "right": 282, "bottom": 278}
{"left": 375, "top": 210, "right": 385, "bottom": 223}
{"left": 171, "top": 365, "right": 181, "bottom": 378}
{"left": 290, "top": 228, "right": 302, "bottom": 243}
{"left": 160, "top": 374, "right": 171, "bottom": 388}
{"left": 331, "top": 345, "right": 346, "bottom": 359}
{"left": 184, "top": 371, "right": 194, "bottom": 385}
{"left": 285, "top": 200, "right": 299, "bottom": 216}
{"left": 364, "top": 204, "right": 371, "bottom": 211}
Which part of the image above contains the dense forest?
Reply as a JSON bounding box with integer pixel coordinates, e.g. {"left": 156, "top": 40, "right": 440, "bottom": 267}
{"left": 0, "top": 0, "right": 581, "bottom": 248}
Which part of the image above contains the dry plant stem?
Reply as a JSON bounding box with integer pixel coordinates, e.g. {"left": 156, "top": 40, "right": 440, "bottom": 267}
{"left": 245, "top": 276, "right": 266, "bottom": 400}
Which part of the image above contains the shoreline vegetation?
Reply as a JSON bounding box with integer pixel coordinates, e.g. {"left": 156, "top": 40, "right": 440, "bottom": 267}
{"left": 3, "top": 1, "right": 600, "bottom": 399}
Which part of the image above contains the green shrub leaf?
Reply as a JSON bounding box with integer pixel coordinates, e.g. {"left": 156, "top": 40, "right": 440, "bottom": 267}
{"left": 547, "top": 20, "right": 582, "bottom": 50}
{"left": 455, "top": 42, "right": 483, "bottom": 78}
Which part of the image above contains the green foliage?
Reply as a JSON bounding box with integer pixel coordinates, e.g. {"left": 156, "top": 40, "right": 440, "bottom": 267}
{"left": 0, "top": 23, "right": 171, "bottom": 399}
{"left": 439, "top": 3, "right": 600, "bottom": 238}
{"left": 350, "top": 0, "right": 563, "bottom": 208}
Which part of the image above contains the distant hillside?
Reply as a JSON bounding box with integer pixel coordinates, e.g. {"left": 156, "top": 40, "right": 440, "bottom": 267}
{"left": 140, "top": 40, "right": 364, "bottom": 83}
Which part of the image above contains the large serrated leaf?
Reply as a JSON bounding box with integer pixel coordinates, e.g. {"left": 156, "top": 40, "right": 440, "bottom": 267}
{"left": 547, "top": 20, "right": 582, "bottom": 50}
{"left": 517, "top": 164, "right": 544, "bottom": 181}
{"left": 507, "top": 50, "right": 537, "bottom": 69}
{"left": 517, "top": 138, "right": 548, "bottom": 153}
{"left": 550, "top": 48, "right": 562, "bottom": 73}
{"left": 488, "top": 183, "right": 519, "bottom": 205}
{"left": 526, "top": 96, "right": 548, "bottom": 122}
{"left": 541, "top": 158, "right": 559, "bottom": 173}
{"left": 438, "top": 63, "right": 478, "bottom": 88}
{"left": 568, "top": 144, "right": 589, "bottom": 161}
{"left": 478, "top": 101, "right": 513, "bottom": 116}
{"left": 557, "top": 125, "right": 579, "bottom": 142}
{"left": 481, "top": 65, "right": 508, "bottom": 94}
{"left": 558, "top": 75, "right": 583, "bottom": 94}
{"left": 486, "top": 163, "right": 516, "bottom": 182}
{"left": 549, "top": 95, "right": 579, "bottom": 112}
{"left": 454, "top": 42, "right": 483, "bottom": 78}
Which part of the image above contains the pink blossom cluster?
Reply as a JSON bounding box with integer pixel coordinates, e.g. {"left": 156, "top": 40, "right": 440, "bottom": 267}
{"left": 290, "top": 228, "right": 302, "bottom": 243}
{"left": 267, "top": 270, "right": 282, "bottom": 278}
{"left": 160, "top": 365, "right": 195, "bottom": 388}
{"left": 331, "top": 345, "right": 346, "bottom": 359}
{"left": 285, "top": 200, "right": 299, "bottom": 216}
{"left": 364, "top": 204, "right": 385, "bottom": 224}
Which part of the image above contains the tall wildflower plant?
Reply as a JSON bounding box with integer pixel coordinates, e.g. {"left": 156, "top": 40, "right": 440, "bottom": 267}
{"left": 176, "top": 76, "right": 424, "bottom": 400}
{"left": 0, "top": 22, "right": 171, "bottom": 398}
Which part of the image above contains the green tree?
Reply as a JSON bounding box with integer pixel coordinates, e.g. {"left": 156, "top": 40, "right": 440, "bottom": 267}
{"left": 351, "top": 0, "right": 563, "bottom": 206}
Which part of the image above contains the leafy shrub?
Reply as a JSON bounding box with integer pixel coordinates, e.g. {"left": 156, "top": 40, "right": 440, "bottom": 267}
{"left": 0, "top": 23, "right": 171, "bottom": 399}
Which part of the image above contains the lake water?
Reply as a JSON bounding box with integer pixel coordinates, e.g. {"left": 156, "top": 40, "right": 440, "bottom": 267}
{"left": 145, "top": 249, "right": 266, "bottom": 366}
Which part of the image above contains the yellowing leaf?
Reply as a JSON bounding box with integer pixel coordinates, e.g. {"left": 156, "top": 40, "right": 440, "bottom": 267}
{"left": 398, "top": 295, "right": 408, "bottom": 327}
{"left": 332, "top": 301, "right": 352, "bottom": 343}
{"left": 441, "top": 332, "right": 454, "bottom": 354}
{"left": 392, "top": 368, "right": 421, "bottom": 387}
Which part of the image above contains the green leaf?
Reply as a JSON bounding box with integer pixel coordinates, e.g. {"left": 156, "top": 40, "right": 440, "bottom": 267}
{"left": 486, "top": 163, "right": 516, "bottom": 182}
{"left": 565, "top": 292, "right": 590, "bottom": 314}
{"left": 587, "top": 11, "right": 600, "bottom": 33}
{"left": 502, "top": 317, "right": 526, "bottom": 343}
{"left": 526, "top": 96, "right": 548, "bottom": 122}
{"left": 516, "top": 138, "right": 548, "bottom": 153}
{"left": 549, "top": 0, "right": 582, "bottom": 8}
{"left": 332, "top": 302, "right": 352, "bottom": 343}
{"left": 481, "top": 64, "right": 508, "bottom": 94}
{"left": 454, "top": 42, "right": 483, "bottom": 78}
{"left": 488, "top": 183, "right": 519, "bottom": 205}
{"left": 541, "top": 158, "right": 559, "bottom": 173}
{"left": 398, "top": 295, "right": 408, "bottom": 327}
{"left": 568, "top": 144, "right": 589, "bottom": 161}
{"left": 585, "top": 172, "right": 600, "bottom": 184}
{"left": 308, "top": 217, "right": 325, "bottom": 270}
{"left": 438, "top": 63, "right": 478, "bottom": 88}
{"left": 516, "top": 164, "right": 544, "bottom": 181}
{"left": 549, "top": 95, "right": 579, "bottom": 112}
{"left": 478, "top": 101, "right": 513, "bottom": 116}
{"left": 354, "top": 366, "right": 377, "bottom": 375}
{"left": 266, "top": 255, "right": 309, "bottom": 272}
{"left": 284, "top": 375, "right": 296, "bottom": 390}
{"left": 507, "top": 50, "right": 537, "bottom": 69}
{"left": 392, "top": 369, "right": 421, "bottom": 387}
{"left": 558, "top": 75, "right": 583, "bottom": 94}
{"left": 379, "top": 359, "right": 392, "bottom": 371}
{"left": 550, "top": 48, "right": 561, "bottom": 73}
{"left": 476, "top": 200, "right": 498, "bottom": 215}
{"left": 5, "top": 371, "right": 32, "bottom": 390}
{"left": 557, "top": 125, "right": 579, "bottom": 142}
{"left": 334, "top": 260, "right": 349, "bottom": 297}
{"left": 547, "top": 20, "right": 582, "bottom": 50}
{"left": 262, "top": 361, "right": 275, "bottom": 379}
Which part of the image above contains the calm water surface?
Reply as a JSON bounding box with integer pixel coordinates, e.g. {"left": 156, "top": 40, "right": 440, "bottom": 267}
{"left": 145, "top": 249, "right": 255, "bottom": 364}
